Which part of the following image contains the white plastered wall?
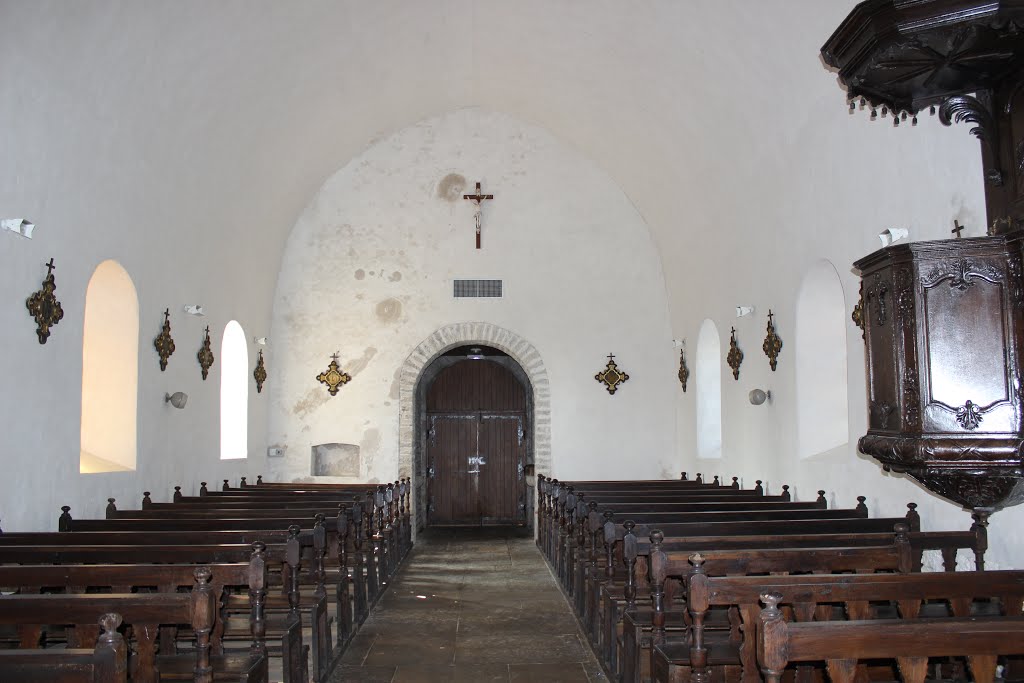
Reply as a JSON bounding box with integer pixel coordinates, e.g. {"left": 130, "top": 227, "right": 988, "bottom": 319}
{"left": 266, "top": 109, "right": 677, "bottom": 486}
{"left": 0, "top": 1, "right": 1021, "bottom": 569}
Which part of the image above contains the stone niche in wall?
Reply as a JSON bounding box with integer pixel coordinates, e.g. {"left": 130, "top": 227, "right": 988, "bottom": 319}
{"left": 311, "top": 443, "right": 361, "bottom": 477}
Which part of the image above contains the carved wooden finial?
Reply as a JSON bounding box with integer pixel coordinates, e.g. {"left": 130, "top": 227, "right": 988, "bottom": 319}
{"left": 689, "top": 552, "right": 706, "bottom": 568}
{"left": 142, "top": 491, "right": 152, "bottom": 507}
{"left": 856, "top": 496, "right": 868, "bottom": 514}
{"left": 650, "top": 529, "right": 664, "bottom": 546}
{"left": 731, "top": 476, "right": 739, "bottom": 488}
{"left": 760, "top": 591, "right": 783, "bottom": 614}
{"left": 680, "top": 471, "right": 688, "bottom": 480}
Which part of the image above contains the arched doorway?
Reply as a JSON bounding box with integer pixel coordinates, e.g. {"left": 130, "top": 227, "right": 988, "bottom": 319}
{"left": 421, "top": 345, "right": 531, "bottom": 526}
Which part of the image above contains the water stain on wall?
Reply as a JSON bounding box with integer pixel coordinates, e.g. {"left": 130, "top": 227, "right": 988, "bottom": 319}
{"left": 355, "top": 269, "right": 366, "bottom": 280}
{"left": 437, "top": 173, "right": 466, "bottom": 202}
{"left": 292, "top": 387, "right": 330, "bottom": 418}
{"left": 347, "top": 347, "right": 378, "bottom": 376}
{"left": 360, "top": 428, "right": 381, "bottom": 473}
{"left": 389, "top": 368, "right": 401, "bottom": 400}
{"left": 375, "top": 298, "right": 402, "bottom": 323}
{"left": 389, "top": 271, "right": 402, "bottom": 282}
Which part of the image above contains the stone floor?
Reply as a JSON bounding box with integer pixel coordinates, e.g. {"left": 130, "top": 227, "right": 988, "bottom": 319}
{"left": 329, "top": 527, "right": 606, "bottom": 682}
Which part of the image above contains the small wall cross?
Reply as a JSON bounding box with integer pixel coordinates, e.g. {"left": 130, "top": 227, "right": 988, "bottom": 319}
{"left": 952, "top": 220, "right": 965, "bottom": 238}
{"left": 45, "top": 258, "right": 56, "bottom": 276}
{"left": 463, "top": 181, "right": 494, "bottom": 249}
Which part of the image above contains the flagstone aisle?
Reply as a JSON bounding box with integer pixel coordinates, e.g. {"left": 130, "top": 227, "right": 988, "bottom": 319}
{"left": 329, "top": 527, "right": 606, "bottom": 682}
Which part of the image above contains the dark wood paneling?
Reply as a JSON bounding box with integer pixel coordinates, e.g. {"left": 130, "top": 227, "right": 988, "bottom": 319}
{"left": 427, "top": 360, "right": 527, "bottom": 413}
{"left": 426, "top": 360, "right": 527, "bottom": 525}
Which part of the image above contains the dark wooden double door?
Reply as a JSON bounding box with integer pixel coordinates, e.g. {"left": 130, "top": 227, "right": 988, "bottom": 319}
{"left": 426, "top": 359, "right": 527, "bottom": 526}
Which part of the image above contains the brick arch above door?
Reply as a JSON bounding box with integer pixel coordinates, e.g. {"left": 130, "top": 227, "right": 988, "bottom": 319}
{"left": 399, "top": 323, "right": 551, "bottom": 536}
{"left": 399, "top": 322, "right": 551, "bottom": 478}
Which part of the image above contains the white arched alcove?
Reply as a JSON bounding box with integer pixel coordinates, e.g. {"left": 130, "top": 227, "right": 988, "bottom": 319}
{"left": 696, "top": 319, "right": 722, "bottom": 460}
{"left": 796, "top": 260, "right": 849, "bottom": 459}
{"left": 265, "top": 108, "right": 676, "bottom": 489}
{"left": 80, "top": 260, "right": 139, "bottom": 474}
{"left": 220, "top": 320, "right": 249, "bottom": 460}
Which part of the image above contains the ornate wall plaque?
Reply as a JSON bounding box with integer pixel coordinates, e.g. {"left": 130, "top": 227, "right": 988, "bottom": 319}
{"left": 678, "top": 347, "right": 689, "bottom": 392}
{"left": 595, "top": 354, "right": 630, "bottom": 395}
{"left": 726, "top": 327, "right": 743, "bottom": 380}
{"left": 153, "top": 309, "right": 175, "bottom": 371}
{"left": 253, "top": 349, "right": 267, "bottom": 393}
{"left": 197, "top": 326, "right": 214, "bottom": 380}
{"left": 317, "top": 353, "right": 351, "bottom": 396}
{"left": 762, "top": 310, "right": 782, "bottom": 372}
{"left": 25, "top": 258, "right": 64, "bottom": 344}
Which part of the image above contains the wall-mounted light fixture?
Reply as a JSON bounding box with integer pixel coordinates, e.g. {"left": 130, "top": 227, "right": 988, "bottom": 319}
{"left": 183, "top": 305, "right": 204, "bottom": 316}
{"left": 736, "top": 306, "right": 755, "bottom": 318}
{"left": 748, "top": 388, "right": 772, "bottom": 406}
{"left": 1, "top": 218, "right": 35, "bottom": 239}
{"left": 466, "top": 347, "right": 485, "bottom": 360}
{"left": 878, "top": 227, "right": 909, "bottom": 247}
{"left": 165, "top": 392, "right": 188, "bottom": 409}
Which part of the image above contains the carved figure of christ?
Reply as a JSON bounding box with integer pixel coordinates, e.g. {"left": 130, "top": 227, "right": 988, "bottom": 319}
{"left": 463, "top": 181, "right": 494, "bottom": 249}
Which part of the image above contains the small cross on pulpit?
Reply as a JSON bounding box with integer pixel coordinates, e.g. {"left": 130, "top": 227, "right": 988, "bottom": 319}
{"left": 463, "top": 181, "right": 494, "bottom": 249}
{"left": 45, "top": 258, "right": 56, "bottom": 276}
{"left": 952, "top": 220, "right": 965, "bottom": 238}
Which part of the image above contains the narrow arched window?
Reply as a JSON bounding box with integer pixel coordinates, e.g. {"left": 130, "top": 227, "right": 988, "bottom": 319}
{"left": 80, "top": 260, "right": 138, "bottom": 473}
{"left": 220, "top": 321, "right": 248, "bottom": 460}
{"left": 796, "top": 260, "right": 849, "bottom": 459}
{"left": 696, "top": 319, "right": 723, "bottom": 460}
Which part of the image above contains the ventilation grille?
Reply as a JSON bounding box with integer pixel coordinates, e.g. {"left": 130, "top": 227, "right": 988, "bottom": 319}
{"left": 454, "top": 279, "right": 503, "bottom": 298}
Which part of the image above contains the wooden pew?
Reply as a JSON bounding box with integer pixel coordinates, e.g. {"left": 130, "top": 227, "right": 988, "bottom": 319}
{"left": 612, "top": 528, "right": 913, "bottom": 682}
{"left": 58, "top": 506, "right": 375, "bottom": 633}
{"left": 0, "top": 540, "right": 316, "bottom": 683}
{"left": 757, "top": 592, "right": 1024, "bottom": 683}
{"left": 0, "top": 612, "right": 127, "bottom": 683}
{"left": 0, "top": 568, "right": 268, "bottom": 683}
{"left": 658, "top": 561, "right": 1024, "bottom": 683}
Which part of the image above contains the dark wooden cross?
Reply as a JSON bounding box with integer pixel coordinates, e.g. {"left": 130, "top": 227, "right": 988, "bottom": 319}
{"left": 163, "top": 308, "right": 170, "bottom": 322}
{"left": 45, "top": 258, "right": 56, "bottom": 276}
{"left": 463, "top": 181, "right": 494, "bottom": 249}
{"left": 952, "top": 220, "right": 965, "bottom": 238}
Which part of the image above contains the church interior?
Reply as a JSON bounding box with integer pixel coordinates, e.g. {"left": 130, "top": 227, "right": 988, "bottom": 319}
{"left": 3, "top": 1, "right": 1024, "bottom": 681}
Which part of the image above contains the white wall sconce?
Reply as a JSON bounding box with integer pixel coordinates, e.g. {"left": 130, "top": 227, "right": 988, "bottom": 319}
{"left": 878, "top": 227, "right": 909, "bottom": 247}
{"left": 253, "top": 337, "right": 268, "bottom": 345}
{"left": 183, "top": 305, "right": 204, "bottom": 316}
{"left": 736, "top": 306, "right": 755, "bottom": 318}
{"left": 749, "top": 388, "right": 772, "bottom": 405}
{"left": 1, "top": 218, "right": 35, "bottom": 239}
{"left": 165, "top": 392, "right": 188, "bottom": 409}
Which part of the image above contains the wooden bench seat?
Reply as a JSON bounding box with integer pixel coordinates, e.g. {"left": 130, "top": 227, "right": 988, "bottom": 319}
{"left": 757, "top": 593, "right": 1024, "bottom": 683}
{"left": 0, "top": 569, "right": 267, "bottom": 683}
{"left": 652, "top": 557, "right": 1024, "bottom": 683}
{"left": 0, "top": 613, "right": 127, "bottom": 683}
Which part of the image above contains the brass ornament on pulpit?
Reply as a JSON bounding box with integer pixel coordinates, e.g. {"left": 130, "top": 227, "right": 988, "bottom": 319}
{"left": 25, "top": 258, "right": 64, "bottom": 344}
{"left": 595, "top": 354, "right": 630, "bottom": 395}
{"left": 762, "top": 310, "right": 782, "bottom": 372}
{"left": 253, "top": 349, "right": 267, "bottom": 394}
{"left": 852, "top": 286, "right": 865, "bottom": 338}
{"left": 197, "top": 326, "right": 215, "bottom": 380}
{"left": 153, "top": 309, "right": 176, "bottom": 371}
{"left": 726, "top": 327, "right": 743, "bottom": 381}
{"left": 317, "top": 353, "right": 351, "bottom": 396}
{"left": 678, "top": 347, "right": 689, "bottom": 392}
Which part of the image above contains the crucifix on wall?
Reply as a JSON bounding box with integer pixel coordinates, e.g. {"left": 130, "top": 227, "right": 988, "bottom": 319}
{"left": 463, "top": 181, "right": 494, "bottom": 249}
